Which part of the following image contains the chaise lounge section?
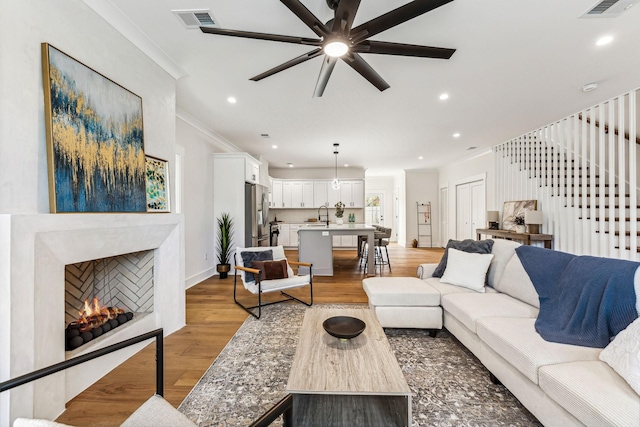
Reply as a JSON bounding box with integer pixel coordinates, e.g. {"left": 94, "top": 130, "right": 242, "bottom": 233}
{"left": 364, "top": 239, "right": 640, "bottom": 426}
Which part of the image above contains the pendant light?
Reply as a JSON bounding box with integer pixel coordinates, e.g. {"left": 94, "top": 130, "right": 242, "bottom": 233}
{"left": 332, "top": 143, "right": 340, "bottom": 190}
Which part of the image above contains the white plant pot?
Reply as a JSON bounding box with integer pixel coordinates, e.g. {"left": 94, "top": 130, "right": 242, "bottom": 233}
{"left": 515, "top": 225, "right": 526, "bottom": 233}
{"left": 336, "top": 218, "right": 343, "bottom": 225}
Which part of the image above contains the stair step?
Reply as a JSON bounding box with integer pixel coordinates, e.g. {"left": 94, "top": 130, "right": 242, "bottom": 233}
{"left": 614, "top": 246, "right": 640, "bottom": 253}
{"left": 550, "top": 183, "right": 616, "bottom": 188}
{"left": 585, "top": 217, "right": 640, "bottom": 221}
{"left": 556, "top": 193, "right": 630, "bottom": 198}
{"left": 574, "top": 205, "right": 637, "bottom": 209}
{"left": 596, "top": 230, "right": 640, "bottom": 236}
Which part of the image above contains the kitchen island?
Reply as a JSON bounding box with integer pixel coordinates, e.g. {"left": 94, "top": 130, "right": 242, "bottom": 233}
{"left": 298, "top": 223, "right": 376, "bottom": 276}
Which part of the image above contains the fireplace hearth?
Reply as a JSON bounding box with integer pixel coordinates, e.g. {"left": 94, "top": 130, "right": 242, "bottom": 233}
{"left": 1, "top": 213, "right": 185, "bottom": 425}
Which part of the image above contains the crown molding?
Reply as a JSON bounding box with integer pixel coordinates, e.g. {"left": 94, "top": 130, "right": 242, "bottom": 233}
{"left": 82, "top": 0, "right": 187, "bottom": 80}
{"left": 176, "top": 108, "right": 241, "bottom": 153}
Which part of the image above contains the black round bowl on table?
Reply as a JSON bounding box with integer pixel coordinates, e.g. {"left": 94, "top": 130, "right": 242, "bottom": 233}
{"left": 322, "top": 316, "right": 366, "bottom": 340}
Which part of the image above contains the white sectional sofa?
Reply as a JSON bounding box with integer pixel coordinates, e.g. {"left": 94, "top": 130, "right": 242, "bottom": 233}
{"left": 402, "top": 239, "right": 639, "bottom": 426}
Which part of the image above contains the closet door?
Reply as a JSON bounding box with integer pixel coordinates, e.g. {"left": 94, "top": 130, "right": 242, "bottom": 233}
{"left": 440, "top": 187, "right": 448, "bottom": 246}
{"left": 455, "top": 180, "right": 485, "bottom": 241}
{"left": 470, "top": 181, "right": 486, "bottom": 239}
{"left": 456, "top": 184, "right": 471, "bottom": 240}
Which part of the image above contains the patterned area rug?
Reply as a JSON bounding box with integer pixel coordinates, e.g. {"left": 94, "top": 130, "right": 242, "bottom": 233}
{"left": 178, "top": 303, "right": 541, "bottom": 426}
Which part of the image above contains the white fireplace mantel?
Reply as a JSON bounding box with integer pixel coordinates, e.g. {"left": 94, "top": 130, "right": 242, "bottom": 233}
{"left": 0, "top": 213, "right": 185, "bottom": 425}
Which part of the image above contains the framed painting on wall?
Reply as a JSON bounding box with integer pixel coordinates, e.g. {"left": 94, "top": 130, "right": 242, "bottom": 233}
{"left": 501, "top": 200, "right": 537, "bottom": 231}
{"left": 145, "top": 156, "right": 170, "bottom": 213}
{"left": 41, "top": 43, "right": 147, "bottom": 213}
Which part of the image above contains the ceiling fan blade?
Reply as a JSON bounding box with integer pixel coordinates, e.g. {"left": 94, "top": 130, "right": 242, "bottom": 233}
{"left": 280, "top": 0, "right": 331, "bottom": 38}
{"left": 351, "top": 0, "right": 454, "bottom": 44}
{"left": 250, "top": 49, "right": 324, "bottom": 81}
{"left": 342, "top": 53, "right": 390, "bottom": 92}
{"left": 353, "top": 40, "right": 455, "bottom": 59}
{"left": 313, "top": 56, "right": 338, "bottom": 97}
{"left": 200, "top": 26, "right": 321, "bottom": 46}
{"left": 332, "top": 0, "right": 361, "bottom": 35}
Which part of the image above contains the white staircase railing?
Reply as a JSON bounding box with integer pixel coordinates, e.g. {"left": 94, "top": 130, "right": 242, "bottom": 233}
{"left": 494, "top": 88, "right": 638, "bottom": 260}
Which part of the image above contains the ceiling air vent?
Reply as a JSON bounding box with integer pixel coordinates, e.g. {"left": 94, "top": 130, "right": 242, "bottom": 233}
{"left": 172, "top": 9, "right": 217, "bottom": 29}
{"left": 580, "top": 0, "right": 640, "bottom": 17}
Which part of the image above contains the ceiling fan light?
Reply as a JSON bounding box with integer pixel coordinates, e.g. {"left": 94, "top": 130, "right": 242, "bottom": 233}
{"left": 324, "top": 41, "right": 349, "bottom": 57}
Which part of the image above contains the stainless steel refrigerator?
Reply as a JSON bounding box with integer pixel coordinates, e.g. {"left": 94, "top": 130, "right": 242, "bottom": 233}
{"left": 245, "top": 183, "right": 269, "bottom": 247}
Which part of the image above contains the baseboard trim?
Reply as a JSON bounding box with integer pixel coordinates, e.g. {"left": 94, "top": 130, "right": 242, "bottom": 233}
{"left": 186, "top": 267, "right": 216, "bottom": 289}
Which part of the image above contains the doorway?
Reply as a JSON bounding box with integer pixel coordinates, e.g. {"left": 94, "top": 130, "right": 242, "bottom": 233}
{"left": 365, "top": 192, "right": 385, "bottom": 225}
{"left": 455, "top": 178, "right": 486, "bottom": 240}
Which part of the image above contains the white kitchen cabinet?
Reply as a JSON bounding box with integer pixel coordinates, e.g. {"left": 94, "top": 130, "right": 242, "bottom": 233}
{"left": 314, "top": 181, "right": 329, "bottom": 207}
{"left": 271, "top": 180, "right": 283, "bottom": 208}
{"left": 291, "top": 181, "right": 314, "bottom": 208}
{"left": 289, "top": 224, "right": 301, "bottom": 247}
{"left": 337, "top": 180, "right": 364, "bottom": 208}
{"left": 282, "top": 181, "right": 293, "bottom": 208}
{"left": 245, "top": 158, "right": 260, "bottom": 184}
{"left": 278, "top": 224, "right": 290, "bottom": 246}
{"left": 269, "top": 179, "right": 363, "bottom": 209}
{"left": 332, "top": 235, "right": 357, "bottom": 247}
{"left": 351, "top": 180, "right": 364, "bottom": 208}
{"left": 328, "top": 183, "right": 341, "bottom": 207}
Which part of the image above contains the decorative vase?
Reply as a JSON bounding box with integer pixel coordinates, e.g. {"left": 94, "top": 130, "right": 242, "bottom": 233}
{"left": 336, "top": 218, "right": 343, "bottom": 225}
{"left": 515, "top": 225, "right": 526, "bottom": 233}
{"left": 216, "top": 263, "right": 230, "bottom": 279}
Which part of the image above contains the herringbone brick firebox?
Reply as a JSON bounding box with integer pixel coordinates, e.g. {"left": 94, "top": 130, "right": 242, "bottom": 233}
{"left": 64, "top": 250, "right": 154, "bottom": 325}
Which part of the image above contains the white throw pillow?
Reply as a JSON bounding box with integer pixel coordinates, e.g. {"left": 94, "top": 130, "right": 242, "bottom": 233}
{"left": 599, "top": 317, "right": 640, "bottom": 396}
{"left": 440, "top": 248, "right": 494, "bottom": 292}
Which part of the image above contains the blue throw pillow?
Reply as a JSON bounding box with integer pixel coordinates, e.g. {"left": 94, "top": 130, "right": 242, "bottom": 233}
{"left": 432, "top": 239, "right": 494, "bottom": 278}
{"left": 241, "top": 250, "right": 273, "bottom": 282}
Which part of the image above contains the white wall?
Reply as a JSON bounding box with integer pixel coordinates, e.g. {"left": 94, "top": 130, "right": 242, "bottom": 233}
{"left": 405, "top": 170, "right": 440, "bottom": 247}
{"left": 438, "top": 150, "right": 495, "bottom": 244}
{"left": 0, "top": 0, "right": 176, "bottom": 214}
{"left": 177, "top": 119, "right": 214, "bottom": 287}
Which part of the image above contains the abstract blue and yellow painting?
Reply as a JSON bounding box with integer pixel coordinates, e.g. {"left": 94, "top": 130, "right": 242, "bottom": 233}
{"left": 42, "top": 44, "right": 146, "bottom": 213}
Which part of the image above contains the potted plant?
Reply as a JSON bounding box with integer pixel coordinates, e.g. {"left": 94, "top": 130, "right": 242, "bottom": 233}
{"left": 216, "top": 212, "right": 234, "bottom": 279}
{"left": 514, "top": 214, "right": 526, "bottom": 233}
{"left": 335, "top": 201, "right": 345, "bottom": 225}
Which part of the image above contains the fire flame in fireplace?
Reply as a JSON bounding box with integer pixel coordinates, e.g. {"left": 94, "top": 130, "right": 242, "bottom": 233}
{"left": 72, "top": 297, "right": 125, "bottom": 332}
{"left": 66, "top": 297, "right": 133, "bottom": 350}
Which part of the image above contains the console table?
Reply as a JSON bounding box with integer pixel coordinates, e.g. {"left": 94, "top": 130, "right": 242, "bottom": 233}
{"left": 476, "top": 228, "right": 553, "bottom": 249}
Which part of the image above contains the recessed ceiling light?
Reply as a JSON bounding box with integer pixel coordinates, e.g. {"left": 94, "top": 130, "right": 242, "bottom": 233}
{"left": 287, "top": 163, "right": 293, "bottom": 167}
{"left": 467, "top": 146, "right": 477, "bottom": 150}
{"left": 439, "top": 93, "right": 449, "bottom": 100}
{"left": 582, "top": 82, "right": 598, "bottom": 92}
{"left": 596, "top": 35, "right": 613, "bottom": 46}
{"left": 344, "top": 164, "right": 349, "bottom": 167}
{"left": 453, "top": 133, "right": 461, "bottom": 138}
{"left": 227, "top": 96, "right": 237, "bottom": 104}
{"left": 272, "top": 145, "right": 278, "bottom": 149}
{"left": 418, "top": 156, "right": 424, "bottom": 160}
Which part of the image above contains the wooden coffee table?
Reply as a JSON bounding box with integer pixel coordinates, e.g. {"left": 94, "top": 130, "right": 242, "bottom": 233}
{"left": 286, "top": 308, "right": 411, "bottom": 426}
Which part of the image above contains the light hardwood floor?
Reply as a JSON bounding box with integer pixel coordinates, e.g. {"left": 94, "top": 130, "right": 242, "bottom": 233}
{"left": 56, "top": 244, "right": 443, "bottom": 426}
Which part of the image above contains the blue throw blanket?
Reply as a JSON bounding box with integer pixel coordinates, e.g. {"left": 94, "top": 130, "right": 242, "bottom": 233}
{"left": 516, "top": 246, "right": 639, "bottom": 348}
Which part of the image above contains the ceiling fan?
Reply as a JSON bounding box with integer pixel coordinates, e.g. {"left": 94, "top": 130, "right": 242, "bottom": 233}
{"left": 200, "top": 0, "right": 456, "bottom": 97}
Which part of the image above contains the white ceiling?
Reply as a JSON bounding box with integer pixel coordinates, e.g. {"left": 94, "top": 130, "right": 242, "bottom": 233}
{"left": 99, "top": 0, "right": 640, "bottom": 172}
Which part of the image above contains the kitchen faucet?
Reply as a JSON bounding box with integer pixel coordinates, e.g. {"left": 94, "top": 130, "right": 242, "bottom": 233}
{"left": 318, "top": 204, "right": 329, "bottom": 227}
